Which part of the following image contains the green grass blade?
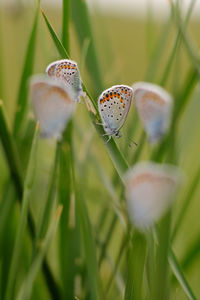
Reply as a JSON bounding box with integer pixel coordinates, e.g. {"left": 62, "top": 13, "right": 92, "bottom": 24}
{"left": 0, "top": 100, "right": 23, "bottom": 196}
{"left": 124, "top": 231, "right": 147, "bottom": 300}
{"left": 13, "top": 2, "right": 39, "bottom": 137}
{"left": 41, "top": 8, "right": 69, "bottom": 59}
{"left": 106, "top": 234, "right": 128, "bottom": 293}
{"left": 181, "top": 236, "right": 200, "bottom": 270}
{"left": 33, "top": 143, "right": 60, "bottom": 257}
{"left": 170, "top": 2, "right": 200, "bottom": 77}
{"left": 58, "top": 128, "right": 78, "bottom": 299}
{"left": 145, "top": 16, "right": 172, "bottom": 82}
{"left": 172, "top": 167, "right": 200, "bottom": 241}
{"left": 5, "top": 123, "right": 39, "bottom": 300}
{"left": 169, "top": 249, "right": 197, "bottom": 300}
{"left": 71, "top": 0, "right": 103, "bottom": 94}
{"left": 151, "top": 212, "right": 171, "bottom": 300}
{"left": 131, "top": 132, "right": 146, "bottom": 165}
{"left": 0, "top": 17, "right": 4, "bottom": 99}
{"left": 16, "top": 205, "right": 63, "bottom": 300}
{"left": 62, "top": 0, "right": 70, "bottom": 51}
{"left": 98, "top": 215, "right": 118, "bottom": 267}
{"left": 175, "top": 68, "right": 198, "bottom": 118}
{"left": 160, "top": 0, "right": 197, "bottom": 87}
{"left": 76, "top": 187, "right": 101, "bottom": 299}
{"left": 0, "top": 101, "right": 60, "bottom": 299}
{"left": 0, "top": 183, "right": 15, "bottom": 253}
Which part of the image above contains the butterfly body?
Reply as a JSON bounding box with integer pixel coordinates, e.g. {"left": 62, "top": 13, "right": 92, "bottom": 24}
{"left": 98, "top": 85, "right": 133, "bottom": 139}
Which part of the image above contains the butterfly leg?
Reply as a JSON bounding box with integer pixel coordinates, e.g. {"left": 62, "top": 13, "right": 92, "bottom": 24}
{"left": 102, "top": 134, "right": 112, "bottom": 144}
{"left": 96, "top": 122, "right": 106, "bottom": 126}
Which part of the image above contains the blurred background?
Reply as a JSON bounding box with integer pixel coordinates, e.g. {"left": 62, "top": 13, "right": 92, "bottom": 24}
{"left": 0, "top": 0, "right": 200, "bottom": 299}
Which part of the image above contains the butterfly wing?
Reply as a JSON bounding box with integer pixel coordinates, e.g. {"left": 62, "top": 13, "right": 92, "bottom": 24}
{"left": 46, "top": 59, "right": 83, "bottom": 102}
{"left": 125, "top": 162, "right": 181, "bottom": 230}
{"left": 30, "top": 75, "right": 75, "bottom": 139}
{"left": 98, "top": 85, "right": 133, "bottom": 136}
{"left": 132, "top": 82, "right": 173, "bottom": 143}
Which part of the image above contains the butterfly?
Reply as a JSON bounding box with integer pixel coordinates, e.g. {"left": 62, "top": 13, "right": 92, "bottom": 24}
{"left": 124, "top": 162, "right": 182, "bottom": 230}
{"left": 98, "top": 85, "right": 133, "bottom": 142}
{"left": 132, "top": 82, "right": 173, "bottom": 144}
{"left": 46, "top": 59, "right": 83, "bottom": 102}
{"left": 30, "top": 75, "right": 76, "bottom": 140}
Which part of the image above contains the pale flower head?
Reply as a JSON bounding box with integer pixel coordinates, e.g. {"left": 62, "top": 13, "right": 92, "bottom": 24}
{"left": 132, "top": 82, "right": 173, "bottom": 144}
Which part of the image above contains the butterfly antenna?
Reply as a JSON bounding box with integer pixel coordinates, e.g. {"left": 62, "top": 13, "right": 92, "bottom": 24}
{"left": 127, "top": 137, "right": 138, "bottom": 148}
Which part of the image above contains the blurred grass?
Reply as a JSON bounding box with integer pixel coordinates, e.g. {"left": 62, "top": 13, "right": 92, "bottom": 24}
{"left": 0, "top": 1, "right": 200, "bottom": 299}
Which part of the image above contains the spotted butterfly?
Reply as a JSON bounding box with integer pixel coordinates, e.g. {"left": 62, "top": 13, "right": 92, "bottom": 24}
{"left": 30, "top": 75, "right": 76, "bottom": 139}
{"left": 98, "top": 85, "right": 133, "bottom": 141}
{"left": 46, "top": 59, "right": 83, "bottom": 102}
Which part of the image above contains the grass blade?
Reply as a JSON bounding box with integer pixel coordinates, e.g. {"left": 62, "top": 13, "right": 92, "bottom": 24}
{"left": 160, "top": 0, "right": 197, "bottom": 87}
{"left": 33, "top": 143, "right": 60, "bottom": 257}
{"left": 58, "top": 129, "right": 78, "bottom": 299}
{"left": 181, "top": 236, "right": 200, "bottom": 270}
{"left": 124, "top": 231, "right": 147, "bottom": 300}
{"left": 5, "top": 123, "right": 39, "bottom": 300}
{"left": 71, "top": 0, "right": 103, "bottom": 94}
{"left": 13, "top": 2, "right": 39, "bottom": 137}
{"left": 16, "top": 206, "right": 63, "bottom": 300}
{"left": 0, "top": 100, "right": 60, "bottom": 299}
{"left": 106, "top": 234, "right": 128, "bottom": 294}
{"left": 172, "top": 167, "right": 200, "bottom": 241}
{"left": 62, "top": 0, "right": 70, "bottom": 51}
{"left": 0, "top": 183, "right": 15, "bottom": 253}
{"left": 170, "top": 2, "right": 200, "bottom": 78}
{"left": 41, "top": 8, "right": 69, "bottom": 59}
{"left": 0, "top": 100, "right": 23, "bottom": 195}
{"left": 151, "top": 212, "right": 171, "bottom": 300}
{"left": 77, "top": 191, "right": 101, "bottom": 300}
{"left": 169, "top": 248, "right": 197, "bottom": 300}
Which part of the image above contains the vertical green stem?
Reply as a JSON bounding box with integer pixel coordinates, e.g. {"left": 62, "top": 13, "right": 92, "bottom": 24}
{"left": 62, "top": 0, "right": 70, "bottom": 51}
{"left": 151, "top": 212, "right": 171, "bottom": 300}
{"left": 124, "top": 230, "right": 147, "bottom": 300}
